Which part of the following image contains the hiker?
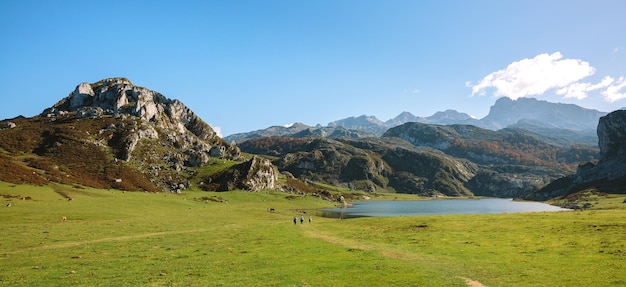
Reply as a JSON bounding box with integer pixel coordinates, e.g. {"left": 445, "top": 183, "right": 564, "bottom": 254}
{"left": 300, "top": 215, "right": 304, "bottom": 224}
{"left": 309, "top": 215, "right": 312, "bottom": 223}
{"left": 293, "top": 216, "right": 297, "bottom": 225}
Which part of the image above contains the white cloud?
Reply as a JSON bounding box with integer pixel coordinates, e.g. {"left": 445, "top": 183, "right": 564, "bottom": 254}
{"left": 212, "top": 126, "right": 223, "bottom": 137}
{"left": 470, "top": 52, "right": 596, "bottom": 100}
{"left": 602, "top": 76, "right": 626, "bottom": 102}
{"left": 556, "top": 76, "right": 614, "bottom": 100}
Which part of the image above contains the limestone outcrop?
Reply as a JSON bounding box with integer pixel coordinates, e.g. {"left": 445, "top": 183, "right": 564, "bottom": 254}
{"left": 40, "top": 78, "right": 243, "bottom": 192}
{"left": 200, "top": 156, "right": 278, "bottom": 192}
{"left": 572, "top": 110, "right": 626, "bottom": 184}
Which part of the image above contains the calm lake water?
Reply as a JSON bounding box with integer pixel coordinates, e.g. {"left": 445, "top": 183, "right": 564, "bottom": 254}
{"left": 318, "top": 198, "right": 569, "bottom": 219}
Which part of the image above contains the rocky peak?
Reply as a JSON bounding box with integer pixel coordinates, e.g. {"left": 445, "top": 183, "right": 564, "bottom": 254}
{"left": 328, "top": 115, "right": 387, "bottom": 135}
{"left": 385, "top": 111, "right": 421, "bottom": 127}
{"left": 39, "top": 78, "right": 243, "bottom": 192}
{"left": 428, "top": 109, "right": 473, "bottom": 122}
{"left": 41, "top": 77, "right": 229, "bottom": 142}
{"left": 45, "top": 78, "right": 186, "bottom": 128}
{"left": 479, "top": 97, "right": 606, "bottom": 130}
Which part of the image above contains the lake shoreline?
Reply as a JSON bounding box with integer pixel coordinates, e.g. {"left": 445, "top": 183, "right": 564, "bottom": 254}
{"left": 318, "top": 197, "right": 570, "bottom": 219}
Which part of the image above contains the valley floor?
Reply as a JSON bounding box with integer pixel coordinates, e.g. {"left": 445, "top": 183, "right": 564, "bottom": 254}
{"left": 1, "top": 182, "right": 625, "bottom": 286}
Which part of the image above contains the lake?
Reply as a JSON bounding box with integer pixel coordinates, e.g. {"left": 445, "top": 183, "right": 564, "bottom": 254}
{"left": 318, "top": 198, "right": 569, "bottom": 219}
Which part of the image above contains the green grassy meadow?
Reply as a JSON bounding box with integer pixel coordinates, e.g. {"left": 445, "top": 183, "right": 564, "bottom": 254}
{"left": 1, "top": 182, "right": 625, "bottom": 286}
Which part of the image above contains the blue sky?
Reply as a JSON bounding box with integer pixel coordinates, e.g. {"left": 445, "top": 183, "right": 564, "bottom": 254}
{"left": 1, "top": 0, "right": 625, "bottom": 136}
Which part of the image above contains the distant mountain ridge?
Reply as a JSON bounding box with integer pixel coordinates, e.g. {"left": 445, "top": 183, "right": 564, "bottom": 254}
{"left": 327, "top": 97, "right": 607, "bottom": 133}
{"left": 477, "top": 97, "right": 605, "bottom": 131}
{"left": 225, "top": 97, "right": 607, "bottom": 146}
{"left": 328, "top": 115, "right": 387, "bottom": 135}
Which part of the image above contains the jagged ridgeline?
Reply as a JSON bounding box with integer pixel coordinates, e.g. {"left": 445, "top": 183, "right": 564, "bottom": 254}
{"left": 0, "top": 78, "right": 251, "bottom": 192}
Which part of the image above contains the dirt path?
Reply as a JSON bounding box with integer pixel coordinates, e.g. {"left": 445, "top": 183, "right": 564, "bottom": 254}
{"left": 14, "top": 229, "right": 208, "bottom": 253}
{"left": 304, "top": 229, "right": 488, "bottom": 287}
{"left": 457, "top": 276, "right": 488, "bottom": 287}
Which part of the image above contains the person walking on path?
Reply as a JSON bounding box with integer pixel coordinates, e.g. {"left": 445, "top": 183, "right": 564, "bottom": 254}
{"left": 300, "top": 215, "right": 304, "bottom": 224}
{"left": 309, "top": 215, "right": 312, "bottom": 224}
{"left": 293, "top": 216, "right": 297, "bottom": 225}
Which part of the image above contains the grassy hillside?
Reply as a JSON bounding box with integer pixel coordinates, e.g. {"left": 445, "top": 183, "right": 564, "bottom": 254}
{"left": 0, "top": 116, "right": 160, "bottom": 192}
{"left": 1, "top": 182, "right": 625, "bottom": 286}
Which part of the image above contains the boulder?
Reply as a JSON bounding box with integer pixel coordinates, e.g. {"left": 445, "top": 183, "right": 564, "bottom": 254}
{"left": 201, "top": 156, "right": 278, "bottom": 192}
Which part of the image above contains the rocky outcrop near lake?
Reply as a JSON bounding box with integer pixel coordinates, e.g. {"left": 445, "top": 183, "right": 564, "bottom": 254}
{"left": 528, "top": 110, "right": 626, "bottom": 200}
{"left": 199, "top": 156, "right": 278, "bottom": 192}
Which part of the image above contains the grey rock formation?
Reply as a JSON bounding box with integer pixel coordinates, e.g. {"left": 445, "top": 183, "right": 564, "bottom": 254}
{"left": 573, "top": 110, "right": 626, "bottom": 184}
{"left": 597, "top": 110, "right": 626, "bottom": 160}
{"left": 1, "top": 122, "right": 16, "bottom": 129}
{"left": 240, "top": 156, "right": 278, "bottom": 191}
{"left": 201, "top": 156, "right": 278, "bottom": 192}
{"left": 42, "top": 77, "right": 239, "bottom": 158}
{"left": 40, "top": 78, "right": 242, "bottom": 192}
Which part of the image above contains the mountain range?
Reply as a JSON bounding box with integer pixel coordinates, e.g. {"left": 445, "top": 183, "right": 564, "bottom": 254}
{"left": 1, "top": 78, "right": 624, "bottom": 200}
{"left": 225, "top": 97, "right": 606, "bottom": 147}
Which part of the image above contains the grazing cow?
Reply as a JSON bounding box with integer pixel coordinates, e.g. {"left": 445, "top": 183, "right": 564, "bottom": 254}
{"left": 6, "top": 203, "right": 11, "bottom": 207}
{"left": 62, "top": 216, "right": 67, "bottom": 222}
{"left": 267, "top": 208, "right": 275, "bottom": 212}
{"left": 67, "top": 197, "right": 73, "bottom": 202}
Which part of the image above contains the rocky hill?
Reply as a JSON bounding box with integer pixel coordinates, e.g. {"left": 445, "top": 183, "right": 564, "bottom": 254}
{"left": 382, "top": 123, "right": 598, "bottom": 167}
{"left": 528, "top": 110, "right": 626, "bottom": 199}
{"left": 381, "top": 123, "right": 598, "bottom": 197}
{"left": 237, "top": 123, "right": 599, "bottom": 198}
{"left": 239, "top": 137, "right": 479, "bottom": 196}
{"left": 0, "top": 78, "right": 279, "bottom": 193}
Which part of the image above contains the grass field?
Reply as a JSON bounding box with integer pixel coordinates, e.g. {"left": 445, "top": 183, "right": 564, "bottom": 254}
{"left": 1, "top": 182, "right": 625, "bottom": 286}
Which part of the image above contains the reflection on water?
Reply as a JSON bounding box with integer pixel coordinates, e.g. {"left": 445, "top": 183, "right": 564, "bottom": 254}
{"left": 315, "top": 209, "right": 368, "bottom": 219}
{"left": 318, "top": 198, "right": 569, "bottom": 219}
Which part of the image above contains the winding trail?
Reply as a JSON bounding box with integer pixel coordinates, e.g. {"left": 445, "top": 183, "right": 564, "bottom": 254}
{"left": 303, "top": 229, "right": 488, "bottom": 287}
{"left": 12, "top": 229, "right": 209, "bottom": 253}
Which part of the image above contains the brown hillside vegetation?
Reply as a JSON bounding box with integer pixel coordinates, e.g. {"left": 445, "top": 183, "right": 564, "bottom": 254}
{"left": 384, "top": 123, "right": 599, "bottom": 170}
{"left": 0, "top": 116, "right": 159, "bottom": 192}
